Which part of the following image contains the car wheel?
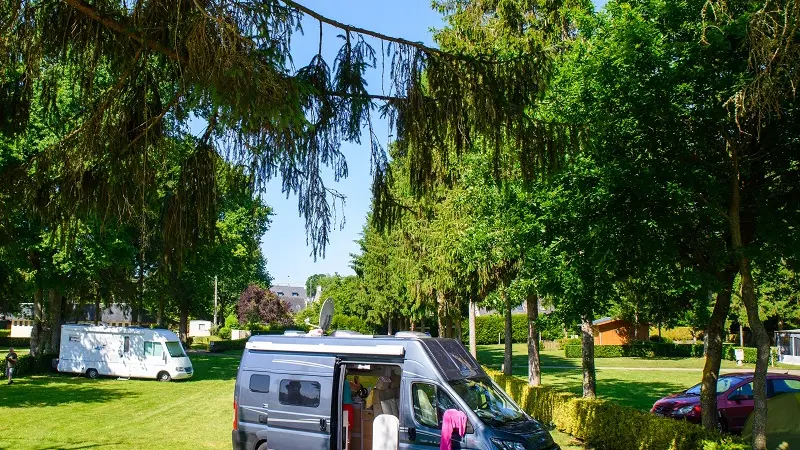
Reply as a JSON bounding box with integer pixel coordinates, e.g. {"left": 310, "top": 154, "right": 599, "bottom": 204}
{"left": 86, "top": 368, "right": 99, "bottom": 379}
{"left": 157, "top": 371, "right": 172, "bottom": 382}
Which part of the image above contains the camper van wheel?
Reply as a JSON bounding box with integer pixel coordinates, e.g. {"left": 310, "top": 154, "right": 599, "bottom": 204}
{"left": 157, "top": 371, "right": 171, "bottom": 382}
{"left": 86, "top": 368, "right": 99, "bottom": 379}
{"left": 256, "top": 442, "right": 268, "bottom": 450}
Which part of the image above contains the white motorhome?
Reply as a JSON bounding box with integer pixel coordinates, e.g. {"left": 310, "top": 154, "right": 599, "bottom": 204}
{"left": 57, "top": 324, "right": 193, "bottom": 381}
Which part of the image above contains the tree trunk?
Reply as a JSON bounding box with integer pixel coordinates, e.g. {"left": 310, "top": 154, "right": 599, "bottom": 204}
{"left": 455, "top": 310, "right": 462, "bottom": 343}
{"left": 740, "top": 261, "right": 770, "bottom": 449}
{"left": 30, "top": 287, "right": 44, "bottom": 357}
{"left": 47, "top": 289, "right": 63, "bottom": 354}
{"left": 179, "top": 299, "right": 188, "bottom": 343}
{"left": 527, "top": 292, "right": 541, "bottom": 387}
{"left": 503, "top": 292, "right": 513, "bottom": 376}
{"left": 387, "top": 315, "right": 393, "bottom": 335}
{"left": 468, "top": 298, "right": 477, "bottom": 358}
{"left": 701, "top": 268, "right": 735, "bottom": 431}
{"left": 728, "top": 139, "right": 768, "bottom": 450}
{"left": 157, "top": 296, "right": 166, "bottom": 327}
{"left": 581, "top": 314, "right": 596, "bottom": 398}
{"left": 437, "top": 291, "right": 446, "bottom": 338}
{"left": 445, "top": 313, "right": 453, "bottom": 339}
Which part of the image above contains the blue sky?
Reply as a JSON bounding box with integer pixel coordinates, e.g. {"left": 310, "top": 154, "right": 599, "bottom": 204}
{"left": 263, "top": 0, "right": 606, "bottom": 287}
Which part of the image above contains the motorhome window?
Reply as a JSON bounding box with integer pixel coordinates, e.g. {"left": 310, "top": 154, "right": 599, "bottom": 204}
{"left": 279, "top": 380, "right": 321, "bottom": 407}
{"left": 449, "top": 378, "right": 525, "bottom": 426}
{"left": 249, "top": 374, "right": 271, "bottom": 393}
{"left": 144, "top": 342, "right": 164, "bottom": 357}
{"left": 123, "top": 336, "right": 130, "bottom": 353}
{"left": 411, "top": 383, "right": 458, "bottom": 429}
{"left": 165, "top": 341, "right": 185, "bottom": 358}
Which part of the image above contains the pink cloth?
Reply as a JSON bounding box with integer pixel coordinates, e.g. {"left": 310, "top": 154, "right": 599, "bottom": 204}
{"left": 440, "top": 409, "right": 468, "bottom": 450}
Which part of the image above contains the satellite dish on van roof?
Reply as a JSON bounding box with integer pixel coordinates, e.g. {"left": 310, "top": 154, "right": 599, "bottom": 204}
{"left": 319, "top": 298, "right": 334, "bottom": 331}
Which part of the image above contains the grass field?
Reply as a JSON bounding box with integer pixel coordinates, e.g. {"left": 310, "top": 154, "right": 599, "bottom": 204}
{"left": 476, "top": 344, "right": 784, "bottom": 411}
{"left": 0, "top": 350, "right": 582, "bottom": 449}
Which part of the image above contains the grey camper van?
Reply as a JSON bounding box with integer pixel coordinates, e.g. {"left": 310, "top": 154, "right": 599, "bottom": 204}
{"left": 232, "top": 334, "right": 559, "bottom": 450}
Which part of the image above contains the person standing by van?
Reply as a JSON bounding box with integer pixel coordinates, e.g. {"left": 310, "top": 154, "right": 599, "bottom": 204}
{"left": 5, "top": 347, "right": 18, "bottom": 384}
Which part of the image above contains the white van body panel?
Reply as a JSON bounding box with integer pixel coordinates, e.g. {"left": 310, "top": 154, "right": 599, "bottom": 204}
{"left": 57, "top": 324, "right": 193, "bottom": 380}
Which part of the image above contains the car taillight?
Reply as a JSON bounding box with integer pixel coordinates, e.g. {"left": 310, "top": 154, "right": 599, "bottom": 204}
{"left": 692, "top": 405, "right": 701, "bottom": 415}
{"left": 233, "top": 400, "right": 238, "bottom": 430}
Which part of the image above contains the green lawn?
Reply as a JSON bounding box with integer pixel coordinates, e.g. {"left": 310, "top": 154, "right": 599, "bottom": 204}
{"left": 0, "top": 351, "right": 242, "bottom": 450}
{"left": 477, "top": 344, "right": 756, "bottom": 411}
{"left": 0, "top": 349, "right": 582, "bottom": 449}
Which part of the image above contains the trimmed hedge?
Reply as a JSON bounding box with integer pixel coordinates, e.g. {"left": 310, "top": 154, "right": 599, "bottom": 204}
{"left": 487, "top": 369, "right": 747, "bottom": 450}
{"left": 0, "top": 353, "right": 58, "bottom": 378}
{"left": 0, "top": 329, "right": 10, "bottom": 337}
{"left": 0, "top": 336, "right": 31, "bottom": 348}
{"left": 565, "top": 343, "right": 778, "bottom": 362}
{"left": 461, "top": 314, "right": 531, "bottom": 345}
{"left": 208, "top": 338, "right": 248, "bottom": 352}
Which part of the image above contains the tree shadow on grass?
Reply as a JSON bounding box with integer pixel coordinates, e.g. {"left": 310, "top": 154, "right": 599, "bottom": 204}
{"left": 0, "top": 375, "right": 133, "bottom": 408}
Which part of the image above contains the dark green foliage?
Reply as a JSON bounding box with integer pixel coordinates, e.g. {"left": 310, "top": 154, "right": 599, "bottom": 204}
{"left": 0, "top": 337, "right": 31, "bottom": 348}
{"left": 331, "top": 314, "right": 376, "bottom": 335}
{"left": 0, "top": 353, "right": 58, "bottom": 378}
{"left": 564, "top": 343, "right": 778, "bottom": 362}
{"left": 488, "top": 369, "right": 747, "bottom": 450}
{"left": 208, "top": 338, "right": 248, "bottom": 353}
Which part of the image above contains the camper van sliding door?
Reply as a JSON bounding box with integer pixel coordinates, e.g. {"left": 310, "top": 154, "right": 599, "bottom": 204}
{"left": 241, "top": 353, "right": 335, "bottom": 450}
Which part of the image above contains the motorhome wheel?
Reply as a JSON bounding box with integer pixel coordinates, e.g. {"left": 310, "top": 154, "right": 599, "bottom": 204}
{"left": 86, "top": 368, "right": 99, "bottom": 379}
{"left": 157, "top": 371, "right": 171, "bottom": 382}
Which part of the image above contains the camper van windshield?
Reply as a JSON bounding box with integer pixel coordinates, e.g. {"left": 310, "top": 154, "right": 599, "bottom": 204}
{"left": 449, "top": 378, "right": 526, "bottom": 426}
{"left": 165, "top": 342, "right": 185, "bottom": 358}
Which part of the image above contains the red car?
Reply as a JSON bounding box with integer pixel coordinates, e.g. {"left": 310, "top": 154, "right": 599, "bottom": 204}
{"left": 650, "top": 372, "right": 800, "bottom": 433}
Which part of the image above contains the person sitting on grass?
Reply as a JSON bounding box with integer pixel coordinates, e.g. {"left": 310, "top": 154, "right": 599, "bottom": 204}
{"left": 5, "top": 347, "right": 18, "bottom": 385}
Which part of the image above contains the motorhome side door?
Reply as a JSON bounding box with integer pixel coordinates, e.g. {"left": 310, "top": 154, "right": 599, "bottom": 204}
{"left": 144, "top": 340, "right": 167, "bottom": 375}
{"left": 241, "top": 352, "right": 335, "bottom": 450}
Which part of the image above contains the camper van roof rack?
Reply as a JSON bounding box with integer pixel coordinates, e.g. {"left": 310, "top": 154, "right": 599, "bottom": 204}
{"left": 245, "top": 341, "right": 405, "bottom": 356}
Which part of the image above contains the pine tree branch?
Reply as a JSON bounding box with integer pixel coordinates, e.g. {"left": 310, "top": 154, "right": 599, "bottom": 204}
{"left": 280, "top": 0, "right": 446, "bottom": 57}
{"left": 62, "top": 0, "right": 184, "bottom": 63}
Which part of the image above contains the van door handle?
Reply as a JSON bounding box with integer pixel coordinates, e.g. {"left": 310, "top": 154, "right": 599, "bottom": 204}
{"left": 319, "top": 418, "right": 327, "bottom": 431}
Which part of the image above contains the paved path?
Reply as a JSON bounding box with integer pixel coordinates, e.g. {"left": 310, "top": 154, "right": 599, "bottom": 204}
{"left": 541, "top": 365, "right": 800, "bottom": 375}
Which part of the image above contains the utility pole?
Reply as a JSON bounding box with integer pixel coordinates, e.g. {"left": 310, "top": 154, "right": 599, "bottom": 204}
{"left": 213, "top": 275, "right": 218, "bottom": 327}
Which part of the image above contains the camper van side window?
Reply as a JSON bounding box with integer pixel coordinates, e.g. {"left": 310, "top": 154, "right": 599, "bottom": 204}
{"left": 412, "top": 383, "right": 458, "bottom": 429}
{"left": 249, "top": 374, "right": 271, "bottom": 393}
{"left": 144, "top": 342, "right": 163, "bottom": 357}
{"left": 123, "top": 336, "right": 130, "bottom": 353}
{"left": 279, "top": 379, "right": 321, "bottom": 407}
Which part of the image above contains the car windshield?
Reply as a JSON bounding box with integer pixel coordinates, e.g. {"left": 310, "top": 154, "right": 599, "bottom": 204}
{"left": 165, "top": 341, "right": 186, "bottom": 358}
{"left": 685, "top": 377, "right": 745, "bottom": 395}
{"left": 449, "top": 378, "right": 526, "bottom": 426}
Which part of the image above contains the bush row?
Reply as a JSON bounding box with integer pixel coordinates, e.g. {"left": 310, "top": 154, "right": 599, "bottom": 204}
{"left": 564, "top": 342, "right": 778, "bottom": 361}
{"left": 0, "top": 353, "right": 59, "bottom": 378}
{"left": 0, "top": 337, "right": 30, "bottom": 348}
{"left": 208, "top": 338, "right": 249, "bottom": 352}
{"left": 487, "top": 369, "right": 746, "bottom": 450}
{"left": 461, "top": 314, "right": 532, "bottom": 345}
{"left": 0, "top": 329, "right": 10, "bottom": 337}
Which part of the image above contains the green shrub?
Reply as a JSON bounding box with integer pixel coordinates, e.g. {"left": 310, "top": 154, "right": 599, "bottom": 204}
{"left": 564, "top": 343, "right": 778, "bottom": 363}
{"left": 0, "top": 353, "right": 58, "bottom": 378}
{"left": 224, "top": 314, "right": 239, "bottom": 329}
{"left": 331, "top": 315, "right": 375, "bottom": 335}
{"left": 461, "top": 314, "right": 531, "bottom": 345}
{"left": 0, "top": 337, "right": 31, "bottom": 348}
{"left": 208, "top": 338, "right": 248, "bottom": 352}
{"left": 218, "top": 327, "right": 232, "bottom": 340}
{"left": 486, "top": 369, "right": 747, "bottom": 450}
{"left": 656, "top": 326, "right": 701, "bottom": 342}
{"left": 722, "top": 345, "right": 778, "bottom": 364}
{"left": 0, "top": 329, "right": 10, "bottom": 337}
{"left": 192, "top": 336, "right": 222, "bottom": 345}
